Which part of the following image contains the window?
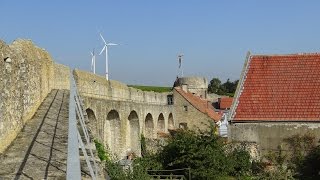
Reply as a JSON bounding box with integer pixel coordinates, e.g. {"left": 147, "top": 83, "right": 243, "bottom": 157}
{"left": 179, "top": 123, "right": 188, "bottom": 130}
{"left": 183, "top": 105, "right": 188, "bottom": 111}
{"left": 167, "top": 95, "right": 173, "bottom": 105}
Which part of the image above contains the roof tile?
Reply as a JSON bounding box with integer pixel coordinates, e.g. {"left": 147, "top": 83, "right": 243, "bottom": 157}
{"left": 233, "top": 53, "right": 320, "bottom": 121}
{"left": 175, "top": 87, "right": 221, "bottom": 122}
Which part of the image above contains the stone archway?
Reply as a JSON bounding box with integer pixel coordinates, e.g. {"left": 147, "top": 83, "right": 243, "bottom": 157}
{"left": 145, "top": 113, "right": 154, "bottom": 138}
{"left": 106, "top": 110, "right": 121, "bottom": 155}
{"left": 128, "top": 111, "right": 140, "bottom": 155}
{"left": 85, "top": 108, "right": 98, "bottom": 138}
{"left": 168, "top": 113, "right": 174, "bottom": 130}
{"left": 157, "top": 113, "right": 165, "bottom": 132}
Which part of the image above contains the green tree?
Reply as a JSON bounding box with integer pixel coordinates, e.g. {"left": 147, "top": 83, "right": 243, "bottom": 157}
{"left": 208, "top": 77, "right": 239, "bottom": 96}
{"left": 158, "top": 129, "right": 251, "bottom": 179}
{"left": 221, "top": 79, "right": 233, "bottom": 93}
{"left": 208, "top": 78, "right": 222, "bottom": 94}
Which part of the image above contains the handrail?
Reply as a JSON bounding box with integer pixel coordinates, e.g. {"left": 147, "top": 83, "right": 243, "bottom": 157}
{"left": 67, "top": 72, "right": 81, "bottom": 179}
{"left": 147, "top": 168, "right": 191, "bottom": 180}
{"left": 150, "top": 174, "right": 186, "bottom": 179}
{"left": 67, "top": 71, "right": 98, "bottom": 179}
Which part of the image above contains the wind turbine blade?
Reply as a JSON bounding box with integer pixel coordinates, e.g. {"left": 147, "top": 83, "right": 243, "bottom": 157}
{"left": 100, "top": 33, "right": 107, "bottom": 44}
{"left": 99, "top": 45, "right": 106, "bottom": 55}
{"left": 107, "top": 43, "right": 118, "bottom": 46}
{"left": 90, "top": 52, "right": 93, "bottom": 56}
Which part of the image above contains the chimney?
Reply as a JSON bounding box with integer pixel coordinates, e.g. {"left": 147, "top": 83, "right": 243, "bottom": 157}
{"left": 181, "top": 84, "right": 188, "bottom": 92}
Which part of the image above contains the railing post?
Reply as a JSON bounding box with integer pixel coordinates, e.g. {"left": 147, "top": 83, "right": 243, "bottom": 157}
{"left": 67, "top": 71, "right": 81, "bottom": 179}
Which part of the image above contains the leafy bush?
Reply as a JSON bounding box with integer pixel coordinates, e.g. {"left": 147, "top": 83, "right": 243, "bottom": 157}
{"left": 95, "top": 139, "right": 157, "bottom": 180}
{"left": 105, "top": 160, "right": 128, "bottom": 180}
{"left": 157, "top": 129, "right": 251, "bottom": 179}
{"left": 94, "top": 139, "right": 109, "bottom": 161}
{"left": 297, "top": 145, "right": 320, "bottom": 179}
{"left": 284, "top": 133, "right": 316, "bottom": 173}
{"left": 228, "top": 148, "right": 251, "bottom": 177}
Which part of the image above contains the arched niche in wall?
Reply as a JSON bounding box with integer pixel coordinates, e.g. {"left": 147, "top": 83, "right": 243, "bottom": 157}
{"left": 106, "top": 110, "right": 121, "bottom": 156}
{"left": 168, "top": 113, "right": 174, "bottom": 130}
{"left": 128, "top": 110, "right": 140, "bottom": 155}
{"left": 144, "top": 113, "right": 154, "bottom": 138}
{"left": 85, "top": 108, "right": 97, "bottom": 138}
{"left": 157, "top": 113, "right": 165, "bottom": 132}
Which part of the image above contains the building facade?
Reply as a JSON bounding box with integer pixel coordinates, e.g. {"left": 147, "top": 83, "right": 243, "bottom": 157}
{"left": 229, "top": 53, "right": 320, "bottom": 155}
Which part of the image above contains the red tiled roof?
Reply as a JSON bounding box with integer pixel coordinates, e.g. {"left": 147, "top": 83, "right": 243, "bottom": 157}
{"left": 233, "top": 53, "right": 320, "bottom": 121}
{"left": 219, "top": 97, "right": 233, "bottom": 110}
{"left": 175, "top": 87, "right": 221, "bottom": 122}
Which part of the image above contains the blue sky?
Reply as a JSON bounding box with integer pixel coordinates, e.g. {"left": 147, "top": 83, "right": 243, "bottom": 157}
{"left": 1, "top": 1, "right": 320, "bottom": 86}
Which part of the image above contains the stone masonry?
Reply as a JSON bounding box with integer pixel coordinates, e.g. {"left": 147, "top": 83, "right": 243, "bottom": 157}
{"left": 0, "top": 90, "right": 69, "bottom": 179}
{"left": 0, "top": 39, "right": 70, "bottom": 153}
{"left": 0, "top": 39, "right": 219, "bottom": 167}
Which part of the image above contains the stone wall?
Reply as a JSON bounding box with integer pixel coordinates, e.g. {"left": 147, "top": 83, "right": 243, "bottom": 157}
{"left": 53, "top": 63, "right": 70, "bottom": 90}
{"left": 174, "top": 77, "right": 208, "bottom": 98}
{"left": 173, "top": 89, "right": 214, "bottom": 131}
{"left": 74, "top": 69, "right": 175, "bottom": 159}
{"left": 229, "top": 122, "right": 320, "bottom": 155}
{"left": 74, "top": 69, "right": 168, "bottom": 104}
{"left": 0, "top": 39, "right": 70, "bottom": 153}
{"left": 225, "top": 141, "right": 260, "bottom": 161}
{"left": 83, "top": 97, "right": 174, "bottom": 159}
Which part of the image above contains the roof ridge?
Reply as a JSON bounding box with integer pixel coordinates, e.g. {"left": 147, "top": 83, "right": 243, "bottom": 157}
{"left": 174, "top": 87, "right": 220, "bottom": 121}
{"left": 252, "top": 52, "right": 320, "bottom": 57}
{"left": 230, "top": 52, "right": 251, "bottom": 121}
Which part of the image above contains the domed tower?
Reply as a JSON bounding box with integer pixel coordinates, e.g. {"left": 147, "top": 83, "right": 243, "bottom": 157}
{"left": 174, "top": 76, "right": 208, "bottom": 99}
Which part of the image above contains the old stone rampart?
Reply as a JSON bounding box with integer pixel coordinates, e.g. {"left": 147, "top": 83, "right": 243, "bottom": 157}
{"left": 74, "top": 69, "right": 168, "bottom": 105}
{"left": 74, "top": 70, "right": 175, "bottom": 158}
{"left": 0, "top": 39, "right": 70, "bottom": 153}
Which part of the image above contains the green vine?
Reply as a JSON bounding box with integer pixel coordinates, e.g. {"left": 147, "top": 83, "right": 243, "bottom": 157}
{"left": 94, "top": 139, "right": 109, "bottom": 162}
{"left": 140, "top": 134, "right": 147, "bottom": 157}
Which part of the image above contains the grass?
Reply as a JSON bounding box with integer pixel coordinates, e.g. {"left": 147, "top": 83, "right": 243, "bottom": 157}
{"left": 128, "top": 85, "right": 172, "bottom": 93}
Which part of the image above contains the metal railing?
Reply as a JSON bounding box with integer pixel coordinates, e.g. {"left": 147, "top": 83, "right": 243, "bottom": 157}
{"left": 67, "top": 72, "right": 98, "bottom": 179}
{"left": 147, "top": 168, "right": 191, "bottom": 180}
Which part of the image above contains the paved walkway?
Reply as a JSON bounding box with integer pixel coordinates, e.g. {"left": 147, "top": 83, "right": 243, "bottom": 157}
{"left": 0, "top": 90, "right": 69, "bottom": 179}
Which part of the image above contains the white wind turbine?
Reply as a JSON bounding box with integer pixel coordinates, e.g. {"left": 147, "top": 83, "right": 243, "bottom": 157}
{"left": 99, "top": 33, "right": 118, "bottom": 80}
{"left": 90, "top": 49, "right": 96, "bottom": 74}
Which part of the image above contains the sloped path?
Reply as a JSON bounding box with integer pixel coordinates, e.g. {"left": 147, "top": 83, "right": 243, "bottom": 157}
{"left": 0, "top": 89, "right": 69, "bottom": 179}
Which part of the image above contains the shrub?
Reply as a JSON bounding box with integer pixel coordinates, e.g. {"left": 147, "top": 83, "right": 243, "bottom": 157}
{"left": 94, "top": 139, "right": 109, "bottom": 161}
{"left": 298, "top": 145, "right": 320, "bottom": 179}
{"left": 228, "top": 148, "right": 251, "bottom": 177}
{"left": 157, "top": 129, "right": 251, "bottom": 179}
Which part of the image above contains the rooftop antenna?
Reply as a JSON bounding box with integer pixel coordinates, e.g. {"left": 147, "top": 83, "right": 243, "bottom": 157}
{"left": 90, "top": 49, "right": 96, "bottom": 74}
{"left": 99, "top": 33, "right": 118, "bottom": 80}
{"left": 178, "top": 54, "right": 184, "bottom": 77}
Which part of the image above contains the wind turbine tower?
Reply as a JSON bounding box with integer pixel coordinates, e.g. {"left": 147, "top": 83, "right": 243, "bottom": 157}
{"left": 90, "top": 49, "right": 96, "bottom": 74}
{"left": 99, "top": 33, "right": 118, "bottom": 80}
